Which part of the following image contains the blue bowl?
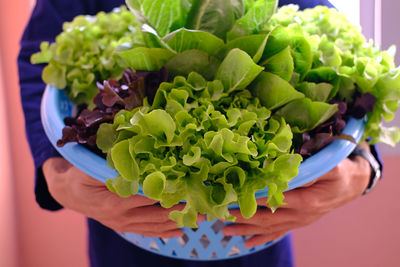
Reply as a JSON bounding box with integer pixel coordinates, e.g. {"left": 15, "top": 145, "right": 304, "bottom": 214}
{"left": 40, "top": 85, "right": 366, "bottom": 260}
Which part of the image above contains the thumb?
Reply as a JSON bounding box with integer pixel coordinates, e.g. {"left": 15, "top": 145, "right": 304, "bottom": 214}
{"left": 43, "top": 157, "right": 73, "bottom": 174}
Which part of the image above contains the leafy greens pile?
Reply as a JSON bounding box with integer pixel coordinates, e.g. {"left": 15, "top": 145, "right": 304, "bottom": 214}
{"left": 100, "top": 49, "right": 302, "bottom": 227}
{"left": 33, "top": 0, "right": 400, "bottom": 228}
{"left": 57, "top": 68, "right": 167, "bottom": 151}
{"left": 266, "top": 5, "right": 400, "bottom": 145}
{"left": 31, "top": 6, "right": 143, "bottom": 107}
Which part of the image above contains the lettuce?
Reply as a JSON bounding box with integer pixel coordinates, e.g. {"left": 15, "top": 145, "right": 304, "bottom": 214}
{"left": 99, "top": 62, "right": 302, "bottom": 227}
{"left": 250, "top": 71, "right": 304, "bottom": 110}
{"left": 163, "top": 28, "right": 225, "bottom": 55}
{"left": 96, "top": 4, "right": 400, "bottom": 227}
{"left": 37, "top": 2, "right": 400, "bottom": 146}
{"left": 42, "top": 1, "right": 400, "bottom": 229}
{"left": 118, "top": 48, "right": 175, "bottom": 71}
{"left": 215, "top": 49, "right": 264, "bottom": 92}
{"left": 275, "top": 98, "right": 338, "bottom": 133}
{"left": 226, "top": 0, "right": 278, "bottom": 40}
{"left": 31, "top": 6, "right": 143, "bottom": 107}
{"left": 267, "top": 5, "right": 400, "bottom": 145}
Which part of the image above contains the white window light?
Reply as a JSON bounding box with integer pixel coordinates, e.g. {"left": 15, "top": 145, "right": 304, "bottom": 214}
{"left": 329, "top": 0, "right": 360, "bottom": 26}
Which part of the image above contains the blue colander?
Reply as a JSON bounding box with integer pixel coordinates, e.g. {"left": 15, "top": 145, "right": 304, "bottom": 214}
{"left": 41, "top": 85, "right": 365, "bottom": 260}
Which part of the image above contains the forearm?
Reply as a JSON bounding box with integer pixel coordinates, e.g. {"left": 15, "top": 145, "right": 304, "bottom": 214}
{"left": 18, "top": 0, "right": 86, "bottom": 210}
{"left": 18, "top": 0, "right": 132, "bottom": 211}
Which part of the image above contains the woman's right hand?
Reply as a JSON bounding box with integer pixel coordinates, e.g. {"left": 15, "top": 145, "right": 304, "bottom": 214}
{"left": 42, "top": 157, "right": 185, "bottom": 238}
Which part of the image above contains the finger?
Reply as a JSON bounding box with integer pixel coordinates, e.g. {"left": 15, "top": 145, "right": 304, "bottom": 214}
{"left": 254, "top": 194, "right": 310, "bottom": 210}
{"left": 228, "top": 208, "right": 295, "bottom": 226}
{"left": 122, "top": 220, "right": 181, "bottom": 233}
{"left": 255, "top": 160, "right": 352, "bottom": 210}
{"left": 222, "top": 224, "right": 270, "bottom": 236}
{"left": 136, "top": 229, "right": 184, "bottom": 238}
{"left": 299, "top": 179, "right": 318, "bottom": 188}
{"left": 222, "top": 222, "right": 295, "bottom": 237}
{"left": 272, "top": 187, "right": 326, "bottom": 211}
{"left": 279, "top": 160, "right": 357, "bottom": 211}
{"left": 121, "top": 195, "right": 159, "bottom": 209}
{"left": 87, "top": 193, "right": 161, "bottom": 220}
{"left": 158, "top": 229, "right": 184, "bottom": 238}
{"left": 101, "top": 194, "right": 164, "bottom": 217}
{"left": 265, "top": 178, "right": 338, "bottom": 211}
{"left": 244, "top": 231, "right": 288, "bottom": 248}
{"left": 124, "top": 204, "right": 186, "bottom": 224}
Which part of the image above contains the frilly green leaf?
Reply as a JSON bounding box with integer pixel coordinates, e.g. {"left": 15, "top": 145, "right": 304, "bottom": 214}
{"left": 143, "top": 171, "right": 166, "bottom": 200}
{"left": 102, "top": 72, "right": 302, "bottom": 227}
{"left": 215, "top": 48, "right": 264, "bottom": 93}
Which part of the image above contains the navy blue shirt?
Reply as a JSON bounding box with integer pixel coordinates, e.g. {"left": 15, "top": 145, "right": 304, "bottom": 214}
{"left": 18, "top": 1, "right": 334, "bottom": 266}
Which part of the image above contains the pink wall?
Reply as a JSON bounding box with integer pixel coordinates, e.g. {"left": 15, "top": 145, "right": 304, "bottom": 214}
{"left": 293, "top": 156, "right": 400, "bottom": 267}
{"left": 0, "top": 50, "right": 19, "bottom": 267}
{"left": 0, "top": 1, "right": 89, "bottom": 267}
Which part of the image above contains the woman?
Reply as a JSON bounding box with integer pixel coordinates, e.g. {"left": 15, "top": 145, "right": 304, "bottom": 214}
{"left": 18, "top": 1, "right": 380, "bottom": 266}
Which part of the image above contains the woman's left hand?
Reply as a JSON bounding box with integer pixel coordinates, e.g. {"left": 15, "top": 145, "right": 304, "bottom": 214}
{"left": 222, "top": 147, "right": 372, "bottom": 248}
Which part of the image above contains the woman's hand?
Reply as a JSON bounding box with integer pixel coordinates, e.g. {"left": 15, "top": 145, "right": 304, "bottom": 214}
{"left": 222, "top": 146, "right": 372, "bottom": 248}
{"left": 42, "top": 157, "right": 185, "bottom": 238}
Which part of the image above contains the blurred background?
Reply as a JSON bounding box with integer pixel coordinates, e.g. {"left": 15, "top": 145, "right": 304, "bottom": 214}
{"left": 0, "top": 0, "right": 399, "bottom": 266}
